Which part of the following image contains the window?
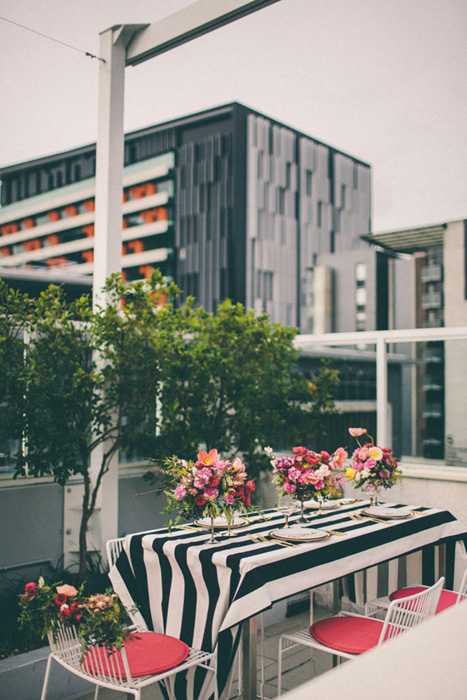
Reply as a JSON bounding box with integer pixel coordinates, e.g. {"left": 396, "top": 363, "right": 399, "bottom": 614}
{"left": 306, "top": 170, "right": 313, "bottom": 197}
{"left": 356, "top": 287, "right": 367, "bottom": 309}
{"left": 355, "top": 262, "right": 367, "bottom": 284}
{"left": 317, "top": 201, "right": 323, "bottom": 228}
{"left": 258, "top": 151, "right": 264, "bottom": 179}
{"left": 341, "top": 184, "right": 346, "bottom": 209}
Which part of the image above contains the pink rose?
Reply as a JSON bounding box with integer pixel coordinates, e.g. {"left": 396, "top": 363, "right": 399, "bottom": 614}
{"left": 225, "top": 493, "right": 235, "bottom": 505}
{"left": 358, "top": 446, "right": 370, "bottom": 461}
{"left": 174, "top": 484, "right": 186, "bottom": 500}
{"left": 24, "top": 582, "right": 37, "bottom": 597}
{"left": 365, "top": 458, "right": 377, "bottom": 470}
{"left": 56, "top": 584, "right": 78, "bottom": 597}
{"left": 332, "top": 447, "right": 348, "bottom": 469}
{"left": 283, "top": 482, "right": 296, "bottom": 493}
{"left": 204, "top": 488, "right": 219, "bottom": 499}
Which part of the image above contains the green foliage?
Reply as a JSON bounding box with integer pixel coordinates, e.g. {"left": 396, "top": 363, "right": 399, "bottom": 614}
{"left": 0, "top": 272, "right": 339, "bottom": 579}
{"left": 17, "top": 577, "right": 132, "bottom": 654}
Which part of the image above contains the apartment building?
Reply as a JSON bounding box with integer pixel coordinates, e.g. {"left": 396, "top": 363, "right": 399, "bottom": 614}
{"left": 0, "top": 102, "right": 373, "bottom": 334}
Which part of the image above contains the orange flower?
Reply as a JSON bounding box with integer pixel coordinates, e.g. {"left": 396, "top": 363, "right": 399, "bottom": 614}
{"left": 197, "top": 449, "right": 219, "bottom": 466}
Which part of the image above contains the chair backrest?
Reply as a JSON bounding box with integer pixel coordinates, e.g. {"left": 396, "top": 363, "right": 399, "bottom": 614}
{"left": 105, "top": 536, "right": 148, "bottom": 631}
{"left": 379, "top": 576, "right": 445, "bottom": 645}
{"left": 48, "top": 619, "right": 133, "bottom": 687}
{"left": 106, "top": 537, "right": 125, "bottom": 569}
{"left": 456, "top": 568, "right": 467, "bottom": 605}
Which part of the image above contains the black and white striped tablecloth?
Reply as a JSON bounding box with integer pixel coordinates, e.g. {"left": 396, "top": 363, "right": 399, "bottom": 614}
{"left": 109, "top": 501, "right": 467, "bottom": 700}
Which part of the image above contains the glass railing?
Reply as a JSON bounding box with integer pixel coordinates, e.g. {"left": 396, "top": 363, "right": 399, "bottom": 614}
{"left": 295, "top": 326, "right": 467, "bottom": 466}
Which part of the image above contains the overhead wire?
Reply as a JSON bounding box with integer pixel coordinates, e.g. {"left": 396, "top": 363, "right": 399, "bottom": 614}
{"left": 0, "top": 15, "right": 105, "bottom": 61}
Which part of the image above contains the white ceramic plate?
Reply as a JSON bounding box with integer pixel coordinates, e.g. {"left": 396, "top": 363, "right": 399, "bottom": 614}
{"left": 269, "top": 527, "right": 330, "bottom": 542}
{"left": 361, "top": 506, "right": 413, "bottom": 519}
{"left": 195, "top": 516, "right": 247, "bottom": 529}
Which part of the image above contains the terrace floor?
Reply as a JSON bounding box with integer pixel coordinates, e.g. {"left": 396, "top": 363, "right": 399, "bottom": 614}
{"left": 72, "top": 600, "right": 335, "bottom": 700}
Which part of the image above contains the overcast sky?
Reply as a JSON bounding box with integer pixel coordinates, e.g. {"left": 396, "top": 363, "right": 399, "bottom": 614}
{"left": 1, "top": 0, "right": 466, "bottom": 232}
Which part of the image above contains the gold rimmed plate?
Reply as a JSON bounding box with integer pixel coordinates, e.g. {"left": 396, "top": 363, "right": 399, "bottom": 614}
{"left": 194, "top": 516, "right": 248, "bottom": 529}
{"left": 269, "top": 526, "right": 330, "bottom": 543}
{"left": 360, "top": 506, "right": 413, "bottom": 520}
{"left": 303, "top": 498, "right": 359, "bottom": 510}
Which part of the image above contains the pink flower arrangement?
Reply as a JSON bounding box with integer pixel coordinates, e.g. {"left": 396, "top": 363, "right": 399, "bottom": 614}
{"left": 345, "top": 428, "right": 402, "bottom": 490}
{"left": 164, "top": 449, "right": 256, "bottom": 525}
{"left": 18, "top": 577, "right": 132, "bottom": 653}
{"left": 270, "top": 445, "right": 346, "bottom": 503}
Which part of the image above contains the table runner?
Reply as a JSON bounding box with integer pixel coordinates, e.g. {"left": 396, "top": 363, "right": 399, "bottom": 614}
{"left": 109, "top": 501, "right": 467, "bottom": 700}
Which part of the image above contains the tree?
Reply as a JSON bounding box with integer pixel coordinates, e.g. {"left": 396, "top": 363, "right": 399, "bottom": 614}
{"left": 153, "top": 298, "right": 339, "bottom": 477}
{"left": 0, "top": 274, "right": 338, "bottom": 579}
{"left": 0, "top": 273, "right": 175, "bottom": 580}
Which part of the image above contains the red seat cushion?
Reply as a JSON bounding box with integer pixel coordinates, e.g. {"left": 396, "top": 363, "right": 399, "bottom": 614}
{"left": 310, "top": 616, "right": 387, "bottom": 655}
{"left": 389, "top": 586, "right": 458, "bottom": 613}
{"left": 83, "top": 632, "right": 190, "bottom": 679}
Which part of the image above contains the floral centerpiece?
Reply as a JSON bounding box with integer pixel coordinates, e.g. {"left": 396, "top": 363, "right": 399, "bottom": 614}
{"left": 18, "top": 577, "right": 133, "bottom": 653}
{"left": 266, "top": 445, "right": 347, "bottom": 519}
{"left": 163, "top": 448, "right": 256, "bottom": 539}
{"left": 344, "top": 428, "right": 402, "bottom": 503}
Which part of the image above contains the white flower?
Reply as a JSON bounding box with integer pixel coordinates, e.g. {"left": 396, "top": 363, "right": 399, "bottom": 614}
{"left": 264, "top": 446, "right": 274, "bottom": 456}
{"left": 360, "top": 469, "right": 370, "bottom": 479}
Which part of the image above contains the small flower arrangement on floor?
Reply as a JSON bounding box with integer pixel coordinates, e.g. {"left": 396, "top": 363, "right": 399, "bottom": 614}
{"left": 18, "top": 577, "right": 132, "bottom": 653}
{"left": 162, "top": 448, "right": 256, "bottom": 527}
{"left": 344, "top": 427, "right": 402, "bottom": 492}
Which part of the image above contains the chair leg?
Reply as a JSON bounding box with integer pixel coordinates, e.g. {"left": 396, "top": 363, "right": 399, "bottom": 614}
{"left": 277, "top": 637, "right": 283, "bottom": 697}
{"left": 40, "top": 654, "right": 54, "bottom": 700}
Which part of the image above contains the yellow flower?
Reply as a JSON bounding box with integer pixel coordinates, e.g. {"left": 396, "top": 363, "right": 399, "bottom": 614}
{"left": 345, "top": 467, "right": 356, "bottom": 480}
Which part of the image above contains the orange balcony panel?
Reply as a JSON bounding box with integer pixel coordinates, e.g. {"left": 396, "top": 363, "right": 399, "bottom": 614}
{"left": 82, "top": 225, "right": 94, "bottom": 238}
{"left": 64, "top": 205, "right": 78, "bottom": 217}
{"left": 1, "top": 223, "right": 19, "bottom": 236}
{"left": 47, "top": 211, "right": 60, "bottom": 222}
{"left": 121, "top": 270, "right": 127, "bottom": 281}
{"left": 81, "top": 250, "right": 94, "bottom": 263}
{"left": 82, "top": 200, "right": 95, "bottom": 212}
{"left": 140, "top": 209, "right": 157, "bottom": 223}
{"left": 0, "top": 247, "right": 11, "bottom": 256}
{"left": 122, "top": 218, "right": 128, "bottom": 229}
{"left": 23, "top": 239, "right": 41, "bottom": 252}
{"left": 45, "top": 257, "right": 67, "bottom": 267}
{"left": 155, "top": 207, "right": 168, "bottom": 221}
{"left": 129, "top": 185, "right": 145, "bottom": 199}
{"left": 138, "top": 265, "right": 153, "bottom": 279}
{"left": 46, "top": 235, "right": 59, "bottom": 246}
{"left": 122, "top": 191, "right": 128, "bottom": 203}
{"left": 145, "top": 183, "right": 157, "bottom": 195}
{"left": 22, "top": 218, "right": 34, "bottom": 229}
{"left": 122, "top": 244, "right": 127, "bottom": 255}
{"left": 128, "top": 240, "right": 144, "bottom": 254}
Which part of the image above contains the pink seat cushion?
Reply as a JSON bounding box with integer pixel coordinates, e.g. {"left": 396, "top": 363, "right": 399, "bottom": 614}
{"left": 83, "top": 632, "right": 190, "bottom": 679}
{"left": 310, "top": 616, "right": 387, "bottom": 655}
{"left": 389, "top": 586, "right": 458, "bottom": 613}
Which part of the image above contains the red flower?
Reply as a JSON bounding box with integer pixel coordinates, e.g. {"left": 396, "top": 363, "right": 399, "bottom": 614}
{"left": 208, "top": 476, "right": 220, "bottom": 487}
{"left": 305, "top": 453, "right": 320, "bottom": 465}
{"left": 24, "top": 582, "right": 37, "bottom": 597}
{"left": 292, "top": 446, "right": 307, "bottom": 456}
{"left": 195, "top": 494, "right": 207, "bottom": 506}
{"left": 320, "top": 451, "right": 330, "bottom": 463}
{"left": 59, "top": 606, "right": 72, "bottom": 621}
{"left": 245, "top": 480, "right": 255, "bottom": 493}
{"left": 54, "top": 593, "right": 67, "bottom": 607}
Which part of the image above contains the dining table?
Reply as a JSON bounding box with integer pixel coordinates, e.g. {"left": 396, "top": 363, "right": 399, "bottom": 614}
{"left": 109, "top": 499, "right": 467, "bottom": 700}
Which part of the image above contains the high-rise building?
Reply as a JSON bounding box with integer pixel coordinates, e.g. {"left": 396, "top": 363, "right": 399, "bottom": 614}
{"left": 0, "top": 102, "right": 372, "bottom": 333}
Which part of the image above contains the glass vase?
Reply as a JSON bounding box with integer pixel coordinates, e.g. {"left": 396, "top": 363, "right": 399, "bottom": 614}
{"left": 362, "top": 483, "right": 381, "bottom": 507}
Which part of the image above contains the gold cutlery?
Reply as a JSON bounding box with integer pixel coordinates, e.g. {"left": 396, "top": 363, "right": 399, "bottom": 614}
{"left": 323, "top": 529, "right": 346, "bottom": 536}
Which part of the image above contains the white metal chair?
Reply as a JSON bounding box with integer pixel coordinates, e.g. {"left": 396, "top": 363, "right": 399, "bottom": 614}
{"left": 365, "top": 568, "right": 467, "bottom": 617}
{"left": 40, "top": 618, "right": 217, "bottom": 700}
{"left": 277, "top": 576, "right": 445, "bottom": 696}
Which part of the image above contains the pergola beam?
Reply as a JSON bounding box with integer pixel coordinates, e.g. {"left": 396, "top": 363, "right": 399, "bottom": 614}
{"left": 125, "top": 0, "right": 280, "bottom": 66}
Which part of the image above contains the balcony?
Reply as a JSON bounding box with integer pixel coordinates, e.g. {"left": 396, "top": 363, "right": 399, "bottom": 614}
{"left": 420, "top": 263, "right": 443, "bottom": 283}
{"left": 421, "top": 291, "right": 443, "bottom": 309}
